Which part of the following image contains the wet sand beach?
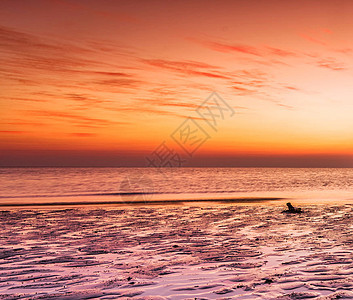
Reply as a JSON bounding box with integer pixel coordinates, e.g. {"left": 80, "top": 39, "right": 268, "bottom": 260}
{"left": 2, "top": 203, "right": 353, "bottom": 299}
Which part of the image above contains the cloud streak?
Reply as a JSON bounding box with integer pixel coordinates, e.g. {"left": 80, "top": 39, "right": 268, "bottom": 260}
{"left": 196, "top": 39, "right": 297, "bottom": 59}
{"left": 0, "top": 25, "right": 143, "bottom": 93}
{"left": 317, "top": 58, "right": 347, "bottom": 71}
{"left": 142, "top": 59, "right": 230, "bottom": 79}
{"left": 23, "top": 109, "right": 129, "bottom": 127}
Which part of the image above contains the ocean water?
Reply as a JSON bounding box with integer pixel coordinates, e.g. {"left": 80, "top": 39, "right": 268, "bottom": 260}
{"left": 0, "top": 168, "right": 352, "bottom": 206}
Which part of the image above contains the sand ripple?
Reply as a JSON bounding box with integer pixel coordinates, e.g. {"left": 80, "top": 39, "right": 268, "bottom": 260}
{"left": 1, "top": 204, "right": 353, "bottom": 299}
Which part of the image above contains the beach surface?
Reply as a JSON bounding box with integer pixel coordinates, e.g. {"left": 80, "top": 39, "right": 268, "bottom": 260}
{"left": 1, "top": 203, "right": 353, "bottom": 299}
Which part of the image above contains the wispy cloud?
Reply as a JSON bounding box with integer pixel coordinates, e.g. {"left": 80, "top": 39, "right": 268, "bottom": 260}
{"left": 0, "top": 25, "right": 143, "bottom": 93}
{"left": 195, "top": 39, "right": 297, "bottom": 59}
{"left": 299, "top": 28, "right": 334, "bottom": 46}
{"left": 300, "top": 33, "right": 327, "bottom": 46}
{"left": 5, "top": 97, "right": 48, "bottom": 103}
{"left": 201, "top": 41, "right": 261, "bottom": 56}
{"left": 136, "top": 98, "right": 200, "bottom": 110}
{"left": 68, "top": 132, "right": 97, "bottom": 137}
{"left": 0, "top": 130, "right": 28, "bottom": 134}
{"left": 195, "top": 37, "right": 350, "bottom": 75}
{"left": 23, "top": 109, "right": 128, "bottom": 127}
{"left": 265, "top": 46, "right": 297, "bottom": 57}
{"left": 109, "top": 105, "right": 191, "bottom": 119}
{"left": 142, "top": 59, "right": 230, "bottom": 79}
{"left": 317, "top": 58, "right": 347, "bottom": 71}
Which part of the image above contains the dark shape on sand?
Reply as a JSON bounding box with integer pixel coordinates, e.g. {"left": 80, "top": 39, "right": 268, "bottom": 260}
{"left": 264, "top": 278, "right": 274, "bottom": 284}
{"left": 282, "top": 202, "right": 303, "bottom": 214}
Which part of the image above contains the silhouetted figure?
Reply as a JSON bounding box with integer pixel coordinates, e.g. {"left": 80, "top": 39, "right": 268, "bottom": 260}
{"left": 283, "top": 202, "right": 302, "bottom": 214}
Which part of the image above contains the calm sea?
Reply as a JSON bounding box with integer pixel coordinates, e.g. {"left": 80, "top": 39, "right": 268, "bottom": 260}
{"left": 0, "top": 168, "right": 352, "bottom": 206}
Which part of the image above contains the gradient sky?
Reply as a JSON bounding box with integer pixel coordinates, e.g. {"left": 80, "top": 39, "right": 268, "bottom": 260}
{"left": 1, "top": 0, "right": 353, "bottom": 166}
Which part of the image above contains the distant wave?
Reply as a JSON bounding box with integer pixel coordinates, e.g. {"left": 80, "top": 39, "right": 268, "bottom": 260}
{"left": 0, "top": 197, "right": 285, "bottom": 207}
{"left": 0, "top": 190, "right": 244, "bottom": 199}
{"left": 0, "top": 192, "right": 158, "bottom": 199}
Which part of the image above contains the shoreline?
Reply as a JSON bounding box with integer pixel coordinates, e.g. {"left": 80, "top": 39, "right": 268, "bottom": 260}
{"left": 1, "top": 197, "right": 353, "bottom": 209}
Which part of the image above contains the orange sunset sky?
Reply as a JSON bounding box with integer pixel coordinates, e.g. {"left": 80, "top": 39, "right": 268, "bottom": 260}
{"left": 1, "top": 0, "right": 353, "bottom": 167}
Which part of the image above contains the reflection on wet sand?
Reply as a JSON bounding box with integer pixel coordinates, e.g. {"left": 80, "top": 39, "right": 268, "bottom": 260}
{"left": 1, "top": 204, "right": 353, "bottom": 299}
